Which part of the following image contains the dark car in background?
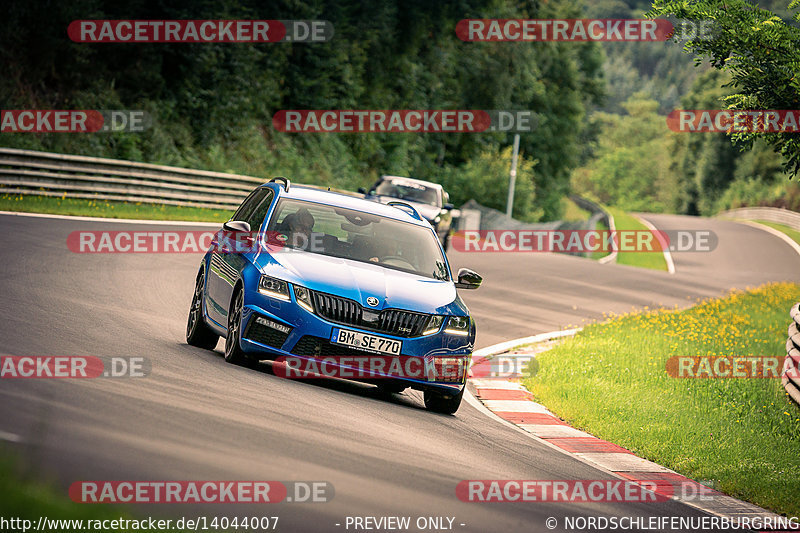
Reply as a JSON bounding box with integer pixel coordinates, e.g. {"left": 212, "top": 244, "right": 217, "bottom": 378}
{"left": 361, "top": 175, "right": 455, "bottom": 250}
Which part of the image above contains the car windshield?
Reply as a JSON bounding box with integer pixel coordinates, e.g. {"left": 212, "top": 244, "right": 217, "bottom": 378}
{"left": 265, "top": 198, "right": 450, "bottom": 281}
{"left": 374, "top": 179, "right": 440, "bottom": 206}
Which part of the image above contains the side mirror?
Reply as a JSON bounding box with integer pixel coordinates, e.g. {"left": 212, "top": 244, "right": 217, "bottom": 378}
{"left": 454, "top": 268, "right": 482, "bottom": 290}
{"left": 358, "top": 187, "right": 367, "bottom": 194}
{"left": 220, "top": 220, "right": 254, "bottom": 252}
{"left": 222, "top": 220, "right": 251, "bottom": 232}
{"left": 443, "top": 203, "right": 454, "bottom": 211}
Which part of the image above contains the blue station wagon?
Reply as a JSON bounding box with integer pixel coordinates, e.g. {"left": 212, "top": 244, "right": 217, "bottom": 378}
{"left": 186, "top": 178, "right": 482, "bottom": 413}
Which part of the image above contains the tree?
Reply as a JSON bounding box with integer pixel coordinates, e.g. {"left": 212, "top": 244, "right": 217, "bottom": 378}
{"left": 649, "top": 0, "right": 800, "bottom": 177}
{"left": 570, "top": 94, "right": 677, "bottom": 212}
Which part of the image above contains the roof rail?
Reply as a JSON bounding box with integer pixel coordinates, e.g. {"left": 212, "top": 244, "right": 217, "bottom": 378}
{"left": 269, "top": 176, "right": 290, "bottom": 192}
{"left": 387, "top": 201, "right": 423, "bottom": 221}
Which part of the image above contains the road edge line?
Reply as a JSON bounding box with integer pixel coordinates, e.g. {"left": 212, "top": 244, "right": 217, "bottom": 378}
{"left": 740, "top": 220, "right": 800, "bottom": 259}
{"left": 636, "top": 215, "right": 675, "bottom": 274}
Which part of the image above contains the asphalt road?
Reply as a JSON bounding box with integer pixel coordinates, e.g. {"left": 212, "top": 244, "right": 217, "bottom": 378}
{"left": 1, "top": 212, "right": 798, "bottom": 532}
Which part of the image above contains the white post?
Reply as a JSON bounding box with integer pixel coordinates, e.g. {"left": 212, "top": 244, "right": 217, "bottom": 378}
{"left": 506, "top": 134, "right": 520, "bottom": 217}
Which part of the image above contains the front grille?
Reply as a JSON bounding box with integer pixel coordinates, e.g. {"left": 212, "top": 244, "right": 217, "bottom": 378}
{"left": 291, "top": 335, "right": 393, "bottom": 357}
{"left": 312, "top": 291, "right": 362, "bottom": 325}
{"left": 243, "top": 317, "right": 291, "bottom": 349}
{"left": 310, "top": 290, "right": 430, "bottom": 338}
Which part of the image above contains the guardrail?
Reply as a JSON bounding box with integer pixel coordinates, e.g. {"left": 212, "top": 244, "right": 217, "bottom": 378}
{"left": 0, "top": 147, "right": 266, "bottom": 210}
{"left": 718, "top": 207, "right": 800, "bottom": 231}
{"left": 785, "top": 303, "right": 800, "bottom": 407}
{"left": 569, "top": 195, "right": 616, "bottom": 263}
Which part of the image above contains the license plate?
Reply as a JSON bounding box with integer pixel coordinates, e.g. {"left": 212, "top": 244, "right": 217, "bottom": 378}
{"left": 331, "top": 328, "right": 402, "bottom": 355}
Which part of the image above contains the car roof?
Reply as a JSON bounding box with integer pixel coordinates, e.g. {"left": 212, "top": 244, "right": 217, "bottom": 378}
{"left": 263, "top": 182, "right": 431, "bottom": 227}
{"left": 379, "top": 175, "right": 443, "bottom": 190}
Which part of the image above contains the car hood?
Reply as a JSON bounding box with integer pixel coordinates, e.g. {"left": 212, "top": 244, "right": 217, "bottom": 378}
{"left": 254, "top": 248, "right": 462, "bottom": 315}
{"left": 371, "top": 195, "right": 441, "bottom": 222}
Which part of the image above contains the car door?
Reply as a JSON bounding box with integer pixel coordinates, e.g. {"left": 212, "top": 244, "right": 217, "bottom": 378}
{"left": 206, "top": 187, "right": 274, "bottom": 326}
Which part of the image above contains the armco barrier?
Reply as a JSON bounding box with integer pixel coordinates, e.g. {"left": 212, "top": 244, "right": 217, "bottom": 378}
{"left": 785, "top": 303, "right": 800, "bottom": 407}
{"left": 718, "top": 207, "right": 800, "bottom": 231}
{"left": 0, "top": 147, "right": 265, "bottom": 210}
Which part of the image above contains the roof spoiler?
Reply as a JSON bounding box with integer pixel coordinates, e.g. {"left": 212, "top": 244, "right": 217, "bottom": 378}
{"left": 387, "top": 201, "right": 423, "bottom": 221}
{"left": 269, "top": 176, "right": 290, "bottom": 192}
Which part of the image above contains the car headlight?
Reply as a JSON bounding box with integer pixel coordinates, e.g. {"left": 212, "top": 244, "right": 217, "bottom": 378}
{"left": 444, "top": 316, "right": 470, "bottom": 336}
{"left": 422, "top": 315, "right": 444, "bottom": 336}
{"left": 258, "top": 275, "right": 290, "bottom": 301}
{"left": 293, "top": 285, "right": 314, "bottom": 313}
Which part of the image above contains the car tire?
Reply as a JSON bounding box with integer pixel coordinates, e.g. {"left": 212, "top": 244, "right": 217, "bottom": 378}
{"left": 424, "top": 388, "right": 464, "bottom": 414}
{"left": 186, "top": 271, "right": 219, "bottom": 350}
{"left": 224, "top": 288, "right": 249, "bottom": 366}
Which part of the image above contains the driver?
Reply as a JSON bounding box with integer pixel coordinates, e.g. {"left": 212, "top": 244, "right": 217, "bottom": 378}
{"left": 280, "top": 208, "right": 315, "bottom": 248}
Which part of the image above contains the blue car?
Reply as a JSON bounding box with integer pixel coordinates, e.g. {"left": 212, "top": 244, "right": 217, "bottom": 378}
{"left": 186, "top": 178, "right": 482, "bottom": 413}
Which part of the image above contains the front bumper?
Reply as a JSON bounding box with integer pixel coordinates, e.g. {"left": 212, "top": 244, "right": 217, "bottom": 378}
{"left": 238, "top": 291, "right": 472, "bottom": 395}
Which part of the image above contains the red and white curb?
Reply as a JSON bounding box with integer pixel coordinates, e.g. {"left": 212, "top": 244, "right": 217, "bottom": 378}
{"left": 465, "top": 330, "right": 782, "bottom": 521}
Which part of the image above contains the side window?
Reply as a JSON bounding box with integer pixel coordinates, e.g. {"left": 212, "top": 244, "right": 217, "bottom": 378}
{"left": 232, "top": 189, "right": 263, "bottom": 223}
{"left": 245, "top": 188, "right": 275, "bottom": 231}
{"left": 232, "top": 187, "right": 271, "bottom": 229}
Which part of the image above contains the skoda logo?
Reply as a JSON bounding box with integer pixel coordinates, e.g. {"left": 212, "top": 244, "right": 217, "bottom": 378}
{"left": 366, "top": 297, "right": 379, "bottom": 307}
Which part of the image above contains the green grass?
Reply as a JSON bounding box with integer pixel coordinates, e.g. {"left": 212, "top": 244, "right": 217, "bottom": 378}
{"left": 756, "top": 220, "right": 800, "bottom": 246}
{"left": 606, "top": 206, "right": 668, "bottom": 271}
{"left": 523, "top": 282, "right": 800, "bottom": 516}
{"left": 0, "top": 193, "right": 231, "bottom": 222}
{"left": 560, "top": 197, "right": 592, "bottom": 222}
{"left": 0, "top": 451, "right": 186, "bottom": 532}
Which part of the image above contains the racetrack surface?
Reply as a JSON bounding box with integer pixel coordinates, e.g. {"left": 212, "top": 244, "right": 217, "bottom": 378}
{"left": 1, "top": 213, "right": 798, "bottom": 532}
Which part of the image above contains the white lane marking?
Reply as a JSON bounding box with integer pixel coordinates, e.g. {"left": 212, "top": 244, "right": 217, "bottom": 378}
{"left": 0, "top": 210, "right": 223, "bottom": 227}
{"left": 577, "top": 453, "right": 675, "bottom": 473}
{"left": 519, "top": 424, "right": 592, "bottom": 438}
{"left": 470, "top": 379, "right": 528, "bottom": 390}
{"left": 472, "top": 328, "right": 580, "bottom": 359}
{"left": 636, "top": 215, "right": 676, "bottom": 274}
{"left": 0, "top": 430, "right": 22, "bottom": 442}
{"left": 740, "top": 220, "right": 800, "bottom": 259}
{"left": 481, "top": 400, "right": 552, "bottom": 413}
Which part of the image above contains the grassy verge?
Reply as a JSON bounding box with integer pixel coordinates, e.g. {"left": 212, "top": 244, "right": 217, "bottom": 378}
{"left": 755, "top": 220, "right": 800, "bottom": 246}
{"left": 560, "top": 197, "right": 592, "bottom": 222}
{"left": 523, "top": 282, "right": 800, "bottom": 516}
{"left": 0, "top": 193, "right": 231, "bottom": 223}
{"left": 605, "top": 207, "right": 668, "bottom": 271}
{"left": 0, "top": 452, "right": 186, "bottom": 532}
